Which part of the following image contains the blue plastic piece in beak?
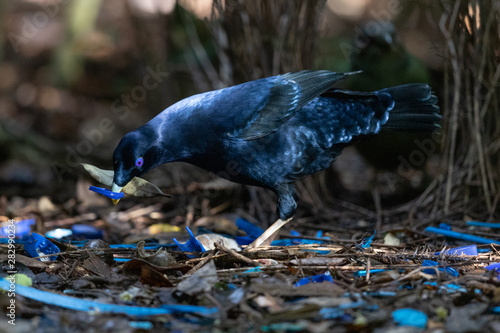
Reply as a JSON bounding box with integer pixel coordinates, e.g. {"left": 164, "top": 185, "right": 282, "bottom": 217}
{"left": 89, "top": 186, "right": 124, "bottom": 200}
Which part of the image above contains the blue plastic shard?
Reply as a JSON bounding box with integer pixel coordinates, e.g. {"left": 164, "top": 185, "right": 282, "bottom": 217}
{"left": 466, "top": 221, "right": 500, "bottom": 228}
{"left": 354, "top": 269, "right": 388, "bottom": 277}
{"left": 425, "top": 226, "right": 500, "bottom": 245}
{"left": 253, "top": 228, "right": 330, "bottom": 247}
{"left": 235, "top": 218, "right": 264, "bottom": 239}
{"left": 392, "top": 308, "right": 428, "bottom": 328}
{"left": 242, "top": 266, "right": 261, "bottom": 275}
{"left": 129, "top": 322, "right": 153, "bottom": 330}
{"left": 364, "top": 290, "right": 397, "bottom": 297}
{"left": 173, "top": 227, "right": 205, "bottom": 257}
{"left": 485, "top": 262, "right": 500, "bottom": 277}
{"left": 23, "top": 233, "right": 59, "bottom": 261}
{"left": 439, "top": 223, "right": 452, "bottom": 230}
{"left": 359, "top": 231, "right": 376, "bottom": 249}
{"left": 0, "top": 278, "right": 217, "bottom": 316}
{"left": 89, "top": 186, "right": 124, "bottom": 200}
{"left": 436, "top": 245, "right": 478, "bottom": 256}
{"left": 235, "top": 236, "right": 254, "bottom": 246}
{"left": 294, "top": 271, "right": 334, "bottom": 287}
{"left": 485, "top": 262, "right": 500, "bottom": 271}
{"left": 320, "top": 307, "right": 345, "bottom": 319}
{"left": 114, "top": 258, "right": 131, "bottom": 262}
{"left": 316, "top": 230, "right": 330, "bottom": 239}
{"left": 71, "top": 224, "right": 103, "bottom": 239}
{"left": 0, "top": 218, "right": 35, "bottom": 238}
{"left": 422, "top": 260, "right": 459, "bottom": 277}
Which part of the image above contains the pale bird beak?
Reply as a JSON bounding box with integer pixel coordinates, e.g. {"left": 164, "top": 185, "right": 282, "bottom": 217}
{"left": 111, "top": 182, "right": 123, "bottom": 205}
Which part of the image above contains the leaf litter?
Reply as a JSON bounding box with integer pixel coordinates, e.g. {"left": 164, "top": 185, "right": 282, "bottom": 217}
{"left": 1, "top": 194, "right": 500, "bottom": 332}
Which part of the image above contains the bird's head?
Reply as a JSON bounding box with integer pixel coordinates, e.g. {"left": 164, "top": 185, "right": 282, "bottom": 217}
{"left": 111, "top": 128, "right": 163, "bottom": 193}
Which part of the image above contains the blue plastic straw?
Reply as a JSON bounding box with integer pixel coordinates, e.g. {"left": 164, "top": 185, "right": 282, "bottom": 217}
{"left": 425, "top": 227, "right": 500, "bottom": 245}
{"left": 466, "top": 221, "right": 500, "bottom": 228}
{"left": 0, "top": 278, "right": 216, "bottom": 316}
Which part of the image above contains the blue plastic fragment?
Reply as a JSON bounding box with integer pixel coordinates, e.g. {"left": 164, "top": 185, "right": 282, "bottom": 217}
{"left": 443, "top": 283, "right": 466, "bottom": 293}
{"left": 46, "top": 228, "right": 73, "bottom": 239}
{"left": 392, "top": 308, "right": 428, "bottom": 328}
{"left": 290, "top": 230, "right": 301, "bottom": 237}
{"left": 294, "top": 271, "right": 334, "bottom": 287}
{"left": 439, "top": 223, "right": 452, "bottom": 230}
{"left": 114, "top": 258, "right": 131, "bottom": 262}
{"left": 485, "top": 262, "right": 500, "bottom": 271}
{"left": 354, "top": 269, "right": 388, "bottom": 277}
{"left": 485, "top": 262, "right": 500, "bottom": 278}
{"left": 425, "top": 226, "right": 500, "bottom": 245}
{"left": 235, "top": 218, "right": 264, "bottom": 239}
{"left": 89, "top": 186, "right": 124, "bottom": 200}
{"left": 241, "top": 266, "right": 261, "bottom": 275}
{"left": 359, "top": 231, "right": 376, "bottom": 249}
{"left": 71, "top": 224, "right": 103, "bottom": 239}
{"left": 173, "top": 227, "right": 205, "bottom": 257}
{"left": 422, "top": 260, "right": 459, "bottom": 277}
{"left": 273, "top": 238, "right": 319, "bottom": 246}
{"left": 0, "top": 218, "right": 35, "bottom": 238}
{"left": 316, "top": 230, "right": 330, "bottom": 239}
{"left": 364, "top": 290, "right": 397, "bottom": 297}
{"left": 129, "top": 321, "right": 153, "bottom": 330}
{"left": 0, "top": 278, "right": 217, "bottom": 316}
{"left": 235, "top": 236, "right": 254, "bottom": 246}
{"left": 466, "top": 221, "right": 500, "bottom": 228}
{"left": 436, "top": 245, "right": 478, "bottom": 256}
{"left": 320, "top": 307, "right": 345, "bottom": 319}
{"left": 23, "top": 233, "right": 60, "bottom": 261}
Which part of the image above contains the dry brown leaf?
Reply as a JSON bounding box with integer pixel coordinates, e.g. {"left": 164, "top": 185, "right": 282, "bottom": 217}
{"left": 81, "top": 163, "right": 113, "bottom": 186}
{"left": 80, "top": 163, "right": 171, "bottom": 198}
{"left": 123, "top": 177, "right": 172, "bottom": 198}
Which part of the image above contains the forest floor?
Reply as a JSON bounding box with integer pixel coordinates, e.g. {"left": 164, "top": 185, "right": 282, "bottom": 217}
{"left": 1, "top": 179, "right": 499, "bottom": 333}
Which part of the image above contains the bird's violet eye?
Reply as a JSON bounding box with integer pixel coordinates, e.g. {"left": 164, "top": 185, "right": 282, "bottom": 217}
{"left": 135, "top": 157, "right": 144, "bottom": 167}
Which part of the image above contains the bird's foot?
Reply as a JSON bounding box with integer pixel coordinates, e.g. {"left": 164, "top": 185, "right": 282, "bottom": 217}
{"left": 246, "top": 217, "right": 293, "bottom": 249}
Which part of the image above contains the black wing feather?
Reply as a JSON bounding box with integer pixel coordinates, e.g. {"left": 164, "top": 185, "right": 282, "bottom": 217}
{"left": 240, "top": 70, "right": 356, "bottom": 140}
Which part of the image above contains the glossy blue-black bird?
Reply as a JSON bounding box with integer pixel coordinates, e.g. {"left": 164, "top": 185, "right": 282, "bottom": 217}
{"left": 111, "top": 70, "right": 440, "bottom": 247}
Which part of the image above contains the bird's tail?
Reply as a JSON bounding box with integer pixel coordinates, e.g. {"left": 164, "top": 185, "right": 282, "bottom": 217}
{"left": 379, "top": 84, "right": 441, "bottom": 132}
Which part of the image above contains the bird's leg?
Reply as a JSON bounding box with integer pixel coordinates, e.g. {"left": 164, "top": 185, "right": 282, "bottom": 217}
{"left": 247, "top": 217, "right": 293, "bottom": 249}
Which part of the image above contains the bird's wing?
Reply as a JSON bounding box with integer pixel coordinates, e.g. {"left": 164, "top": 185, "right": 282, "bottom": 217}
{"left": 237, "top": 70, "right": 353, "bottom": 140}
